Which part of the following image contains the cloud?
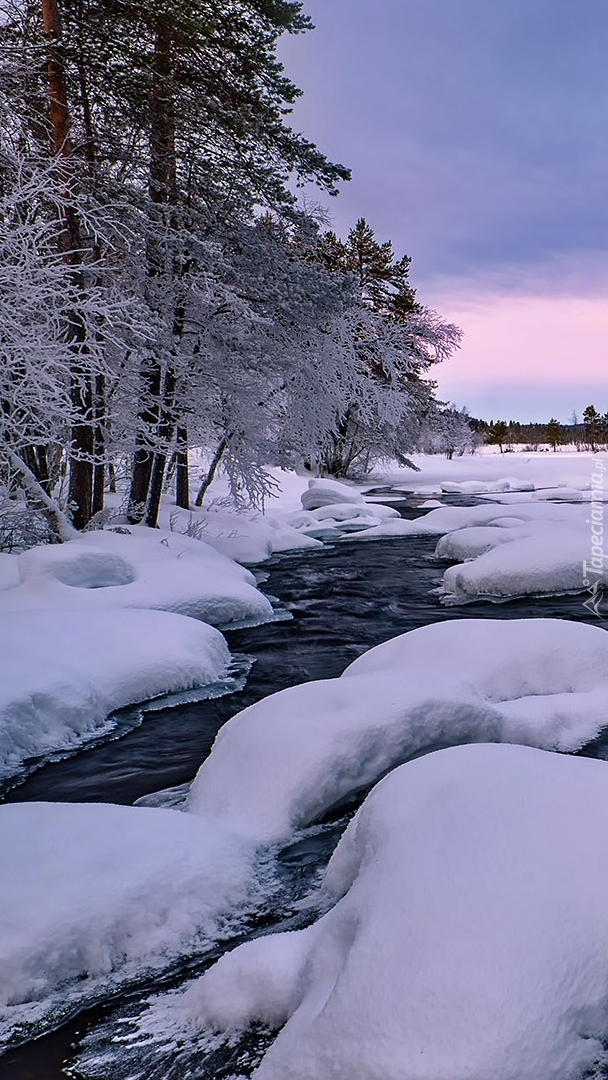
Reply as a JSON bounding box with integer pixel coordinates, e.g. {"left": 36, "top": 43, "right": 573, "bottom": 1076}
{"left": 280, "top": 0, "right": 608, "bottom": 286}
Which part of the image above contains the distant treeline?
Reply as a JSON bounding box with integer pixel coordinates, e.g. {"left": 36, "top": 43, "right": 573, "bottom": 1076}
{"left": 468, "top": 407, "right": 608, "bottom": 452}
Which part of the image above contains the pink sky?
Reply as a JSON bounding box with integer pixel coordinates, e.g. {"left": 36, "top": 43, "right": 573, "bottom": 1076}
{"left": 425, "top": 285, "right": 608, "bottom": 422}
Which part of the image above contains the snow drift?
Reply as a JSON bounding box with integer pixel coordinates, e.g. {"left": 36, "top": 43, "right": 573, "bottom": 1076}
{"left": 0, "top": 527, "right": 273, "bottom": 626}
{"left": 187, "top": 618, "right": 608, "bottom": 843}
{"left": 0, "top": 609, "right": 230, "bottom": 788}
{"left": 180, "top": 743, "right": 608, "bottom": 1080}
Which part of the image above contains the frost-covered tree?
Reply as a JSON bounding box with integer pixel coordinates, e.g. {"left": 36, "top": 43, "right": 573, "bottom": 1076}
{"left": 0, "top": 0, "right": 350, "bottom": 527}
{"left": 306, "top": 220, "right": 461, "bottom": 477}
{"left": 0, "top": 140, "right": 150, "bottom": 537}
{"left": 417, "top": 405, "right": 478, "bottom": 459}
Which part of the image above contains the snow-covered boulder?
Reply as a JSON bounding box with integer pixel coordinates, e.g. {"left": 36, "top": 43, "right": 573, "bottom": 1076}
{"left": 0, "top": 609, "right": 230, "bottom": 788}
{"left": 179, "top": 743, "right": 608, "bottom": 1080}
{"left": 440, "top": 476, "right": 534, "bottom": 494}
{"left": 300, "top": 478, "right": 365, "bottom": 511}
{"left": 187, "top": 618, "right": 608, "bottom": 843}
{"left": 439, "top": 528, "right": 589, "bottom": 603}
{"left": 0, "top": 801, "right": 259, "bottom": 1047}
{"left": 0, "top": 528, "right": 273, "bottom": 626}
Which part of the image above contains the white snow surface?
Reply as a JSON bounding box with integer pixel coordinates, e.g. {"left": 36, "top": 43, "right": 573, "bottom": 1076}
{"left": 0, "top": 609, "right": 229, "bottom": 786}
{"left": 187, "top": 618, "right": 608, "bottom": 844}
{"left": 160, "top": 504, "right": 322, "bottom": 564}
{"left": 180, "top": 743, "right": 608, "bottom": 1080}
{"left": 0, "top": 527, "right": 273, "bottom": 625}
{"left": 300, "top": 477, "right": 366, "bottom": 510}
{"left": 0, "top": 801, "right": 259, "bottom": 1041}
{"left": 3, "top": 615, "right": 608, "bottom": 1051}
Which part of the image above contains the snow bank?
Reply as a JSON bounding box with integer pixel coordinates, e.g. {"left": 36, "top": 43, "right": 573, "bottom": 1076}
{"left": 0, "top": 609, "right": 229, "bottom": 788}
{"left": 181, "top": 744, "right": 608, "bottom": 1080}
{"left": 379, "top": 449, "right": 604, "bottom": 499}
{"left": 0, "top": 527, "right": 273, "bottom": 626}
{"left": 161, "top": 505, "right": 322, "bottom": 564}
{"left": 187, "top": 618, "right": 608, "bottom": 843}
{"left": 0, "top": 801, "right": 260, "bottom": 1046}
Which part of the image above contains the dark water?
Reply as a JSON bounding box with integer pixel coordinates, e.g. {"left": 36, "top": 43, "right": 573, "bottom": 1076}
{"left": 1, "top": 505, "right": 606, "bottom": 1079}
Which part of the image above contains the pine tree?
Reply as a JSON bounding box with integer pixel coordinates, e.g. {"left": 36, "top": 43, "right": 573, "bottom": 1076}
{"left": 488, "top": 420, "right": 508, "bottom": 453}
{"left": 546, "top": 418, "right": 562, "bottom": 452}
{"left": 583, "top": 406, "right": 601, "bottom": 451}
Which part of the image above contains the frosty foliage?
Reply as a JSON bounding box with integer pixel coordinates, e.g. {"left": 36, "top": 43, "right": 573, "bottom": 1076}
{"left": 416, "top": 405, "right": 480, "bottom": 459}
{"left": 0, "top": 0, "right": 461, "bottom": 527}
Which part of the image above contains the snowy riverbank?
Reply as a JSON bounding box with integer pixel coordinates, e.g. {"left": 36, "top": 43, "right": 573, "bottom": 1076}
{"left": 2, "top": 450, "right": 608, "bottom": 1077}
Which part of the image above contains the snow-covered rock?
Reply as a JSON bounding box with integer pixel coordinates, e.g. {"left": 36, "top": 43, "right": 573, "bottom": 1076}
{"left": 0, "top": 801, "right": 260, "bottom": 1046}
{"left": 187, "top": 618, "right": 608, "bottom": 843}
{"left": 440, "top": 476, "right": 534, "bottom": 494}
{"left": 300, "top": 478, "right": 366, "bottom": 511}
{"left": 180, "top": 743, "right": 608, "bottom": 1080}
{"left": 162, "top": 506, "right": 322, "bottom": 564}
{"left": 532, "top": 485, "right": 584, "bottom": 501}
{"left": 439, "top": 529, "right": 590, "bottom": 603}
{"left": 0, "top": 609, "right": 230, "bottom": 788}
{"left": 0, "top": 528, "right": 273, "bottom": 626}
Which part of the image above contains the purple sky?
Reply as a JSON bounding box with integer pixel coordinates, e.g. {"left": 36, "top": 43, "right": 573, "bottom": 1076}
{"left": 280, "top": 0, "right": 608, "bottom": 422}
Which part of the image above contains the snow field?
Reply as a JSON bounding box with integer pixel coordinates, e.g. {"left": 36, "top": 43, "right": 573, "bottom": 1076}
{"left": 4, "top": 616, "right": 608, "bottom": 1051}
{"left": 3, "top": 454, "right": 608, "bottom": 1064}
{"left": 180, "top": 744, "right": 608, "bottom": 1080}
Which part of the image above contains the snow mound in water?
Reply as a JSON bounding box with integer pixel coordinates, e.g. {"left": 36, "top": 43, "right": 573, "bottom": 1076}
{"left": 359, "top": 497, "right": 597, "bottom": 603}
{"left": 179, "top": 743, "right": 608, "bottom": 1080}
{"left": 0, "top": 609, "right": 230, "bottom": 788}
{"left": 440, "top": 475, "right": 534, "bottom": 494}
{"left": 300, "top": 478, "right": 365, "bottom": 510}
{"left": 439, "top": 528, "right": 592, "bottom": 603}
{"left": 0, "top": 801, "right": 260, "bottom": 1048}
{"left": 533, "top": 485, "right": 584, "bottom": 501}
{"left": 187, "top": 618, "right": 608, "bottom": 843}
{"left": 0, "top": 527, "right": 273, "bottom": 626}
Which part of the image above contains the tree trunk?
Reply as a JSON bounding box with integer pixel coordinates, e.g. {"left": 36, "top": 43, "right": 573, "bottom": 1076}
{"left": 42, "top": 0, "right": 94, "bottom": 530}
{"left": 128, "top": 20, "right": 176, "bottom": 523}
{"left": 175, "top": 425, "right": 189, "bottom": 509}
{"left": 69, "top": 374, "right": 94, "bottom": 529}
{"left": 195, "top": 436, "right": 227, "bottom": 507}
{"left": 6, "top": 448, "right": 77, "bottom": 542}
{"left": 144, "top": 366, "right": 176, "bottom": 528}
{"left": 127, "top": 357, "right": 163, "bottom": 522}
{"left": 92, "top": 373, "right": 105, "bottom": 515}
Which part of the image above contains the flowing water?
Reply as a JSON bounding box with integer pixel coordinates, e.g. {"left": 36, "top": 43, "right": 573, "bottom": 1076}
{"left": 1, "top": 496, "right": 606, "bottom": 1079}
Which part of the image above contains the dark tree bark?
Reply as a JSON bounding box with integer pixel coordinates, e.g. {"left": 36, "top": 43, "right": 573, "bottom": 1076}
{"left": 175, "top": 425, "right": 189, "bottom": 509}
{"left": 128, "top": 20, "right": 177, "bottom": 523}
{"left": 91, "top": 373, "right": 105, "bottom": 515}
{"left": 42, "top": 0, "right": 93, "bottom": 530}
{"left": 144, "top": 365, "right": 176, "bottom": 527}
{"left": 195, "top": 436, "right": 227, "bottom": 507}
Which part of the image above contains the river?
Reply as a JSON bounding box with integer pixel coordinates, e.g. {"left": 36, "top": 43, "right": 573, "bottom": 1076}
{"left": 1, "top": 500, "right": 605, "bottom": 1079}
